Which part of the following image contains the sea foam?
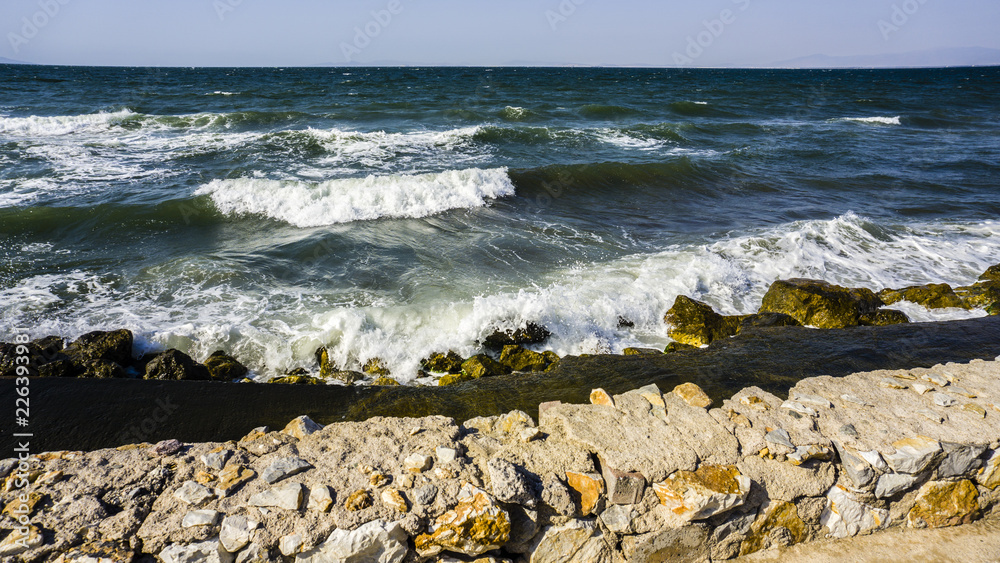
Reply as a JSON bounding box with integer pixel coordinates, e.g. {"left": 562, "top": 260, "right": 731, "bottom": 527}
{"left": 839, "top": 116, "right": 902, "bottom": 126}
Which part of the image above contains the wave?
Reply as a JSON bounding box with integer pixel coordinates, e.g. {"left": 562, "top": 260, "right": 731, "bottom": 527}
{"left": 837, "top": 116, "right": 902, "bottom": 126}
{"left": 0, "top": 110, "right": 137, "bottom": 136}
{"left": 498, "top": 106, "right": 538, "bottom": 122}
{"left": 196, "top": 167, "right": 516, "bottom": 227}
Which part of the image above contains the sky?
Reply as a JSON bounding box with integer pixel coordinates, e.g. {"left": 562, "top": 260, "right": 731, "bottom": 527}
{"left": 2, "top": 0, "right": 999, "bottom": 67}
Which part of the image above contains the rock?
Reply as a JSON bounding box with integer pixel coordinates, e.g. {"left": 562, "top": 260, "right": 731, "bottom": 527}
{"left": 600, "top": 463, "right": 646, "bottom": 505}
{"left": 181, "top": 509, "right": 220, "bottom": 528}
{"left": 77, "top": 358, "right": 126, "bottom": 378}
{"left": 174, "top": 480, "right": 216, "bottom": 506}
{"left": 980, "top": 264, "right": 1000, "bottom": 282}
{"left": 215, "top": 464, "right": 255, "bottom": 497}
{"left": 488, "top": 458, "right": 535, "bottom": 506}
{"left": 203, "top": 350, "right": 248, "bottom": 380}
{"left": 653, "top": 465, "right": 751, "bottom": 521}
{"left": 248, "top": 482, "right": 304, "bottom": 510}
{"left": 954, "top": 281, "right": 1000, "bottom": 310}
{"left": 414, "top": 484, "right": 511, "bottom": 557}
{"left": 499, "top": 345, "right": 548, "bottom": 372}
{"left": 528, "top": 519, "right": 611, "bottom": 563}
{"left": 914, "top": 383, "right": 934, "bottom": 395}
{"left": 878, "top": 284, "right": 968, "bottom": 309}
{"left": 412, "top": 484, "right": 438, "bottom": 506}
{"left": 281, "top": 415, "right": 324, "bottom": 441}
{"left": 482, "top": 322, "right": 551, "bottom": 351}
{"left": 673, "top": 382, "right": 713, "bottom": 408}
{"left": 235, "top": 543, "right": 270, "bottom": 563}
{"left": 270, "top": 374, "right": 324, "bottom": 385}
{"left": 460, "top": 354, "right": 512, "bottom": 380}
{"left": 262, "top": 456, "right": 313, "bottom": 484}
{"left": 787, "top": 444, "right": 833, "bottom": 466}
{"left": 933, "top": 393, "right": 958, "bottom": 407}
{"left": 422, "top": 351, "right": 465, "bottom": 373}
{"left": 977, "top": 449, "right": 1000, "bottom": 490}
{"left": 790, "top": 392, "right": 833, "bottom": 409}
{"left": 381, "top": 488, "right": 409, "bottom": 513}
{"left": 144, "top": 349, "right": 214, "bottom": 381}
{"left": 565, "top": 472, "right": 605, "bottom": 516}
{"left": 201, "top": 450, "right": 231, "bottom": 471}
{"left": 739, "top": 501, "right": 809, "bottom": 556}
{"left": 759, "top": 278, "right": 883, "bottom": 328}
{"left": 875, "top": 473, "right": 923, "bottom": 499}
{"left": 297, "top": 520, "right": 408, "bottom": 563}
{"left": 279, "top": 533, "right": 304, "bottom": 557}
{"left": 832, "top": 443, "right": 876, "bottom": 489}
{"left": 372, "top": 375, "right": 400, "bottom": 386}
{"left": 589, "top": 388, "right": 614, "bottom": 406}
{"left": 219, "top": 515, "right": 260, "bottom": 552}
{"left": 316, "top": 346, "right": 337, "bottom": 379}
{"left": 0, "top": 525, "right": 43, "bottom": 556}
{"left": 781, "top": 401, "right": 817, "bottom": 417}
{"left": 880, "top": 378, "right": 908, "bottom": 390}
{"left": 153, "top": 439, "right": 184, "bottom": 456}
{"left": 63, "top": 329, "right": 133, "bottom": 367}
{"left": 765, "top": 428, "right": 795, "bottom": 450}
{"left": 600, "top": 503, "right": 636, "bottom": 534}
{"left": 541, "top": 475, "right": 575, "bottom": 517}
{"left": 370, "top": 472, "right": 391, "bottom": 488}
{"left": 622, "top": 347, "right": 662, "bottom": 356}
{"left": 820, "top": 485, "right": 889, "bottom": 538}
{"left": 859, "top": 309, "right": 911, "bottom": 326}
{"left": 663, "top": 295, "right": 742, "bottom": 346}
{"left": 307, "top": 485, "right": 334, "bottom": 512}
{"left": 159, "top": 541, "right": 221, "bottom": 563}
{"left": 885, "top": 436, "right": 942, "bottom": 474}
{"left": 53, "top": 541, "right": 134, "bottom": 563}
{"left": 907, "top": 480, "right": 980, "bottom": 528}
{"left": 404, "top": 453, "right": 433, "bottom": 473}
{"left": 434, "top": 446, "right": 459, "bottom": 464}
{"left": 737, "top": 312, "right": 803, "bottom": 332}
{"left": 664, "top": 342, "right": 698, "bottom": 353}
{"left": 618, "top": 316, "right": 635, "bottom": 328}
{"left": 439, "top": 372, "right": 476, "bottom": 386}
{"left": 520, "top": 428, "right": 542, "bottom": 443}
{"left": 363, "top": 357, "right": 391, "bottom": 376}
{"left": 736, "top": 455, "right": 836, "bottom": 500}
{"left": 345, "top": 489, "right": 373, "bottom": 511}
{"left": 620, "top": 526, "right": 709, "bottom": 563}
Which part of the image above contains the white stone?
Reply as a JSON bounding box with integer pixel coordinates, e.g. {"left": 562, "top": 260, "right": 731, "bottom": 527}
{"left": 948, "top": 386, "right": 977, "bottom": 398}
{"left": 885, "top": 437, "right": 942, "bottom": 474}
{"left": 780, "top": 401, "right": 817, "bottom": 417}
{"left": 858, "top": 450, "right": 889, "bottom": 472}
{"left": 765, "top": 428, "right": 795, "bottom": 449}
{"left": 404, "top": 453, "right": 433, "bottom": 473}
{"left": 918, "top": 410, "right": 946, "bottom": 424}
{"left": 529, "top": 519, "right": 611, "bottom": 563}
{"left": 933, "top": 393, "right": 958, "bottom": 407}
{"left": 913, "top": 383, "right": 933, "bottom": 395}
{"left": 280, "top": 533, "right": 304, "bottom": 557}
{"left": 159, "top": 541, "right": 222, "bottom": 563}
{"left": 787, "top": 445, "right": 832, "bottom": 466}
{"left": 435, "top": 446, "right": 459, "bottom": 464}
{"left": 174, "top": 480, "right": 216, "bottom": 506}
{"left": 923, "top": 373, "right": 949, "bottom": 386}
{"left": 262, "top": 456, "right": 313, "bottom": 484}
{"left": 181, "top": 509, "right": 220, "bottom": 528}
{"left": 820, "top": 486, "right": 889, "bottom": 539}
{"left": 599, "top": 504, "right": 635, "bottom": 534}
{"left": 201, "top": 450, "right": 231, "bottom": 471}
{"left": 307, "top": 485, "right": 334, "bottom": 512}
{"left": 792, "top": 392, "right": 833, "bottom": 409}
{"left": 220, "top": 514, "right": 260, "bottom": 553}
{"left": 879, "top": 378, "right": 907, "bottom": 390}
{"left": 841, "top": 394, "right": 872, "bottom": 407}
{"left": 249, "top": 482, "right": 304, "bottom": 510}
{"left": 520, "top": 427, "right": 542, "bottom": 443}
{"left": 874, "top": 473, "right": 922, "bottom": 498}
{"left": 296, "top": 519, "right": 408, "bottom": 563}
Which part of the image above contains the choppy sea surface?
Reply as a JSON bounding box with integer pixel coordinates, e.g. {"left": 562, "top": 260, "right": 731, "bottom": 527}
{"left": 1, "top": 65, "right": 997, "bottom": 381}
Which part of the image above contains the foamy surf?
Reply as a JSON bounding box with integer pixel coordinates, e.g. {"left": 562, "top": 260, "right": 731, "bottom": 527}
{"left": 196, "top": 167, "right": 516, "bottom": 227}
{"left": 838, "top": 116, "right": 902, "bottom": 126}
{"left": 0, "top": 110, "right": 137, "bottom": 136}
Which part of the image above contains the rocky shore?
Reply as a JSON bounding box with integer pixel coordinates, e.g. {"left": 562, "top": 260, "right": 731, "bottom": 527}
{"left": 2, "top": 357, "right": 999, "bottom": 562}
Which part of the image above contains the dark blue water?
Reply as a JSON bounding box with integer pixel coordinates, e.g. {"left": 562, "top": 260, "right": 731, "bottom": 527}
{"left": 1, "top": 65, "right": 998, "bottom": 380}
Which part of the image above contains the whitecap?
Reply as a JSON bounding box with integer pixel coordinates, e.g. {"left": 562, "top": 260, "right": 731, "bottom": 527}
{"left": 838, "top": 116, "right": 902, "bottom": 126}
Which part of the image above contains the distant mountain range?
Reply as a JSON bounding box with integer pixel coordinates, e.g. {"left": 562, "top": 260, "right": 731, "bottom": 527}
{"left": 770, "top": 47, "right": 1000, "bottom": 69}
{"left": 0, "top": 56, "right": 34, "bottom": 65}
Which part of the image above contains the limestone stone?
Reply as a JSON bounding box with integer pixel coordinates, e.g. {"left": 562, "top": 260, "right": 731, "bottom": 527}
{"left": 589, "top": 388, "right": 614, "bottom": 406}
{"left": 540, "top": 475, "right": 575, "bottom": 517}
{"left": 978, "top": 449, "right": 1000, "bottom": 490}
{"left": 739, "top": 501, "right": 809, "bottom": 556}
{"left": 345, "top": 489, "right": 373, "bottom": 511}
{"left": 923, "top": 373, "right": 951, "bottom": 386}
{"left": 820, "top": 485, "right": 889, "bottom": 539}
{"left": 181, "top": 509, "right": 220, "bottom": 528}
{"left": 765, "top": 428, "right": 795, "bottom": 450}
{"left": 436, "top": 446, "right": 459, "bottom": 464}
{"left": 528, "top": 519, "right": 611, "bottom": 563}
{"left": 737, "top": 455, "right": 836, "bottom": 500}
{"left": 201, "top": 450, "right": 231, "bottom": 471}
{"left": 599, "top": 503, "right": 636, "bottom": 534}
{"left": 173, "top": 480, "right": 216, "bottom": 506}
{"left": 220, "top": 514, "right": 260, "bottom": 552}
{"left": 599, "top": 462, "right": 646, "bottom": 505}
{"left": 279, "top": 533, "right": 304, "bottom": 557}
{"left": 412, "top": 484, "right": 438, "bottom": 505}
{"left": 791, "top": 392, "right": 834, "bottom": 409}
{"left": 296, "top": 520, "right": 408, "bottom": 563}
{"left": 874, "top": 473, "right": 923, "bottom": 499}
{"left": 215, "top": 464, "right": 255, "bottom": 497}
{"left": 159, "top": 541, "right": 221, "bottom": 563}
{"left": 404, "top": 453, "right": 433, "bottom": 473}
{"left": 369, "top": 472, "right": 390, "bottom": 488}
{"left": 907, "top": 480, "right": 981, "bottom": 528}
{"left": 933, "top": 393, "right": 958, "bottom": 407}
{"left": 938, "top": 442, "right": 987, "bottom": 478}
{"left": 381, "top": 488, "right": 409, "bottom": 513}
{"left": 520, "top": 428, "right": 541, "bottom": 443}
{"left": 653, "top": 465, "right": 751, "bottom": 521}
{"left": 885, "top": 436, "right": 942, "bottom": 474}
{"left": 880, "top": 378, "right": 908, "bottom": 390}
{"left": 281, "top": 415, "right": 324, "bottom": 441}
{"left": 488, "top": 457, "right": 535, "bottom": 506}
{"left": 565, "top": 472, "right": 605, "bottom": 516}
{"left": 262, "top": 456, "right": 313, "bottom": 484}
{"left": 0, "top": 525, "right": 43, "bottom": 556}
{"left": 414, "top": 484, "right": 511, "bottom": 557}
{"left": 248, "top": 482, "right": 304, "bottom": 510}
{"left": 673, "top": 382, "right": 713, "bottom": 408}
{"left": 787, "top": 444, "right": 832, "bottom": 466}
{"left": 780, "top": 401, "right": 818, "bottom": 417}
{"left": 620, "top": 525, "right": 709, "bottom": 563}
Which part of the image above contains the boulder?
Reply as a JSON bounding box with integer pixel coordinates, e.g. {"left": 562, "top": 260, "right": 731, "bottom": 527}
{"left": 421, "top": 351, "right": 465, "bottom": 374}
{"left": 63, "top": 329, "right": 134, "bottom": 367}
{"left": 907, "top": 480, "right": 980, "bottom": 528}
{"left": 363, "top": 357, "right": 391, "bottom": 377}
{"left": 144, "top": 349, "right": 213, "bottom": 381}
{"left": 460, "top": 354, "right": 512, "bottom": 379}
{"left": 203, "top": 350, "right": 248, "bottom": 380}
{"left": 663, "top": 295, "right": 743, "bottom": 346}
{"left": 297, "top": 520, "right": 408, "bottom": 563}
{"left": 954, "top": 281, "right": 1000, "bottom": 310}
{"left": 78, "top": 359, "right": 126, "bottom": 378}
{"left": 878, "top": 284, "right": 968, "bottom": 309}
{"left": 820, "top": 485, "right": 889, "bottom": 538}
{"left": 979, "top": 264, "right": 1000, "bottom": 282}
{"left": 759, "top": 279, "right": 883, "bottom": 328}
{"left": 482, "top": 322, "right": 551, "bottom": 351}
{"left": 414, "top": 484, "right": 511, "bottom": 557}
{"left": 653, "top": 465, "right": 751, "bottom": 521}
{"left": 859, "top": 309, "right": 911, "bottom": 326}
{"left": 528, "top": 519, "right": 611, "bottom": 563}
{"left": 499, "top": 345, "right": 548, "bottom": 372}
{"left": 736, "top": 312, "right": 802, "bottom": 333}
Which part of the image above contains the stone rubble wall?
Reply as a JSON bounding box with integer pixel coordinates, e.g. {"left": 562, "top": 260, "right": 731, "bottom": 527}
{"left": 2, "top": 359, "right": 999, "bottom": 563}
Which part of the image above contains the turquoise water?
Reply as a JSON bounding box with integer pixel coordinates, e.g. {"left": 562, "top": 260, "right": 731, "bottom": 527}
{"left": 1, "top": 65, "right": 997, "bottom": 380}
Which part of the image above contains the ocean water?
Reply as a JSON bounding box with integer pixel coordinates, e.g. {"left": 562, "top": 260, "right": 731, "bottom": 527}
{"left": 1, "top": 65, "right": 998, "bottom": 381}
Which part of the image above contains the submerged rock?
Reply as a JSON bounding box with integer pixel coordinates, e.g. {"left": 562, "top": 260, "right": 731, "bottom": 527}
{"left": 878, "top": 284, "right": 968, "bottom": 310}
{"left": 422, "top": 351, "right": 465, "bottom": 374}
{"left": 664, "top": 342, "right": 698, "bottom": 354}
{"left": 499, "top": 345, "right": 549, "bottom": 372}
{"left": 759, "top": 279, "right": 883, "bottom": 329}
{"left": 144, "top": 349, "right": 214, "bottom": 381}
{"left": 482, "top": 322, "right": 551, "bottom": 351}
{"left": 203, "top": 350, "right": 248, "bottom": 380}
{"left": 663, "top": 295, "right": 744, "bottom": 347}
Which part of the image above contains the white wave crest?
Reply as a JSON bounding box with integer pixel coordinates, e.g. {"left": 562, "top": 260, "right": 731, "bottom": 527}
{"left": 839, "top": 116, "right": 902, "bottom": 126}
{"left": 0, "top": 110, "right": 137, "bottom": 136}
{"left": 196, "top": 167, "right": 516, "bottom": 227}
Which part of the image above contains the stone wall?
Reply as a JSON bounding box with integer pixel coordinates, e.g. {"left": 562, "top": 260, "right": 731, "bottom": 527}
{"left": 2, "top": 359, "right": 999, "bottom": 562}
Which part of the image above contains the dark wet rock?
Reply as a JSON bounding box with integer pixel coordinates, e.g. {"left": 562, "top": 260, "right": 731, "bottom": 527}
{"left": 664, "top": 295, "right": 745, "bottom": 347}
{"left": 482, "top": 322, "right": 551, "bottom": 351}
{"left": 271, "top": 374, "right": 324, "bottom": 385}
{"left": 316, "top": 346, "right": 337, "bottom": 379}
{"left": 372, "top": 376, "right": 401, "bottom": 386}
{"left": 1, "top": 337, "right": 71, "bottom": 377}
{"left": 461, "top": 354, "right": 512, "bottom": 379}
{"left": 665, "top": 342, "right": 699, "bottom": 354}
{"left": 736, "top": 313, "right": 802, "bottom": 333}
{"left": 79, "top": 359, "right": 126, "bottom": 379}
{"left": 203, "top": 350, "right": 248, "bottom": 381}
{"left": 980, "top": 264, "right": 1000, "bottom": 282}
{"left": 860, "top": 309, "right": 911, "bottom": 326}
{"left": 63, "top": 329, "right": 134, "bottom": 367}
{"left": 954, "top": 281, "right": 1000, "bottom": 311}
{"left": 421, "top": 351, "right": 465, "bottom": 374}
{"left": 759, "top": 279, "right": 883, "bottom": 329}
{"left": 617, "top": 316, "right": 635, "bottom": 329}
{"left": 143, "top": 349, "right": 213, "bottom": 381}
{"left": 988, "top": 303, "right": 1000, "bottom": 316}
{"left": 37, "top": 358, "right": 76, "bottom": 378}
{"left": 500, "top": 345, "right": 549, "bottom": 372}
{"left": 623, "top": 348, "right": 663, "bottom": 356}
{"left": 363, "top": 357, "right": 391, "bottom": 377}
{"left": 878, "top": 284, "right": 968, "bottom": 310}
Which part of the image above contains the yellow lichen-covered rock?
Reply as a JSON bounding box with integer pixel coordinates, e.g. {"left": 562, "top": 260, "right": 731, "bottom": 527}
{"left": 859, "top": 309, "right": 911, "bottom": 326}
{"left": 372, "top": 376, "right": 401, "bottom": 386}
{"left": 673, "top": 382, "right": 713, "bottom": 408}
{"left": 1, "top": 492, "right": 45, "bottom": 519}
{"left": 589, "top": 388, "right": 615, "bottom": 407}
{"left": 739, "top": 501, "right": 809, "bottom": 556}
{"left": 759, "top": 279, "right": 883, "bottom": 329}
{"left": 653, "top": 465, "right": 750, "bottom": 521}
{"left": 499, "top": 345, "right": 549, "bottom": 372}
{"left": 421, "top": 351, "right": 464, "bottom": 374}
{"left": 362, "top": 357, "right": 391, "bottom": 377}
{"left": 664, "top": 295, "right": 744, "bottom": 346}
{"left": 907, "top": 480, "right": 980, "bottom": 528}
{"left": 954, "top": 281, "right": 1000, "bottom": 310}
{"left": 345, "top": 489, "right": 373, "bottom": 512}
{"left": 565, "top": 472, "right": 605, "bottom": 516}
{"left": 460, "top": 355, "right": 511, "bottom": 380}
{"left": 981, "top": 264, "right": 1000, "bottom": 282}
{"left": 414, "top": 484, "right": 510, "bottom": 557}
{"left": 878, "top": 284, "right": 968, "bottom": 310}
{"left": 381, "top": 488, "right": 409, "bottom": 513}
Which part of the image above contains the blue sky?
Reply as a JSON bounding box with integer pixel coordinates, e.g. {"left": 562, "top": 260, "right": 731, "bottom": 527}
{"left": 2, "top": 0, "right": 999, "bottom": 67}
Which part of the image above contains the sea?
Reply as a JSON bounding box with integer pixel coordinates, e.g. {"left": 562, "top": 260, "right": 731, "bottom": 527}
{"left": 1, "top": 65, "right": 997, "bottom": 382}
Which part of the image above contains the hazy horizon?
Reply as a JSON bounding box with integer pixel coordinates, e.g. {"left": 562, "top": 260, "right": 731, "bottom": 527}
{"left": 3, "top": 1, "right": 1000, "bottom": 68}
